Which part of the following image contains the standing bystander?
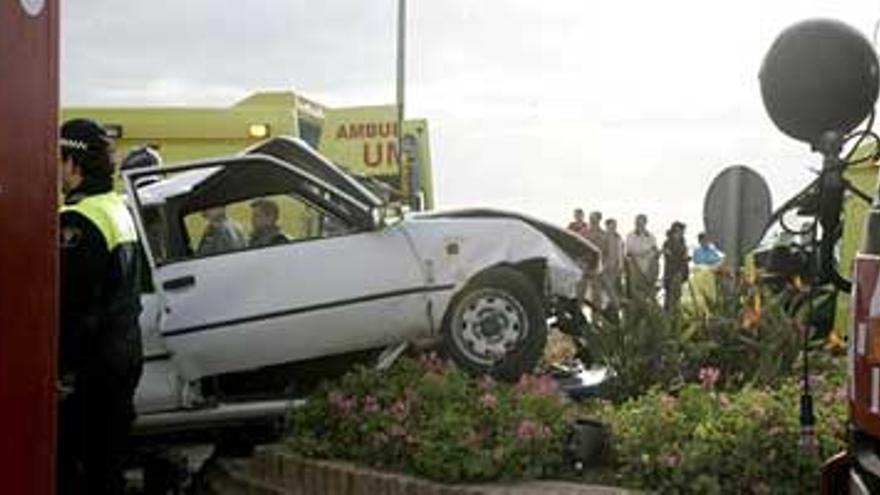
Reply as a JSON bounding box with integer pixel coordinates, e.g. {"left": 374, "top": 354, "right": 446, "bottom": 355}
{"left": 567, "top": 208, "right": 589, "bottom": 238}
{"left": 603, "top": 218, "right": 625, "bottom": 307}
{"left": 693, "top": 232, "right": 723, "bottom": 267}
{"left": 584, "top": 211, "right": 607, "bottom": 309}
{"left": 625, "top": 214, "right": 660, "bottom": 293}
{"left": 662, "top": 221, "right": 690, "bottom": 311}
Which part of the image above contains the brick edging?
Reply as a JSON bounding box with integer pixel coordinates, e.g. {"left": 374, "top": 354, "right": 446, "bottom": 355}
{"left": 203, "top": 445, "right": 629, "bottom": 495}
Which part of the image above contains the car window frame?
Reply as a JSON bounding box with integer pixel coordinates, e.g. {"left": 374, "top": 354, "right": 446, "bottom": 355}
{"left": 124, "top": 154, "right": 377, "bottom": 271}
{"left": 176, "top": 190, "right": 360, "bottom": 263}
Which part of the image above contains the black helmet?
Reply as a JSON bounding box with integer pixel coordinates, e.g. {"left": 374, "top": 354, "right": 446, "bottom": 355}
{"left": 59, "top": 118, "right": 114, "bottom": 179}
{"left": 60, "top": 118, "right": 111, "bottom": 155}
{"left": 120, "top": 145, "right": 162, "bottom": 172}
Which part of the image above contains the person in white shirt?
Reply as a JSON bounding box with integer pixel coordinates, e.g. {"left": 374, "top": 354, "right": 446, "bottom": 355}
{"left": 625, "top": 214, "right": 660, "bottom": 292}
{"left": 603, "top": 218, "right": 625, "bottom": 306}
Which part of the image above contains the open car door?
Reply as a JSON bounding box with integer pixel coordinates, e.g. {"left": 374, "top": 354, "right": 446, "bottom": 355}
{"left": 123, "top": 148, "right": 431, "bottom": 383}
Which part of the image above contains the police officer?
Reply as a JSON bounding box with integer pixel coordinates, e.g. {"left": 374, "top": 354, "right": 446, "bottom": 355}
{"left": 119, "top": 144, "right": 162, "bottom": 179}
{"left": 58, "top": 119, "right": 144, "bottom": 495}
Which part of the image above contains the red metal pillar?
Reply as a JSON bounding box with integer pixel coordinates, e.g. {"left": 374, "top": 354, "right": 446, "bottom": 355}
{"left": 0, "top": 1, "right": 59, "bottom": 494}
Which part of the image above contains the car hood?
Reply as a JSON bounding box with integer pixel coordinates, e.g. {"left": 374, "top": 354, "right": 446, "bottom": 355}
{"left": 415, "top": 208, "right": 600, "bottom": 269}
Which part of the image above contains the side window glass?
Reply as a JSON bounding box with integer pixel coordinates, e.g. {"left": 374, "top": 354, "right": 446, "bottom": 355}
{"left": 129, "top": 160, "right": 363, "bottom": 265}
{"left": 182, "top": 194, "right": 357, "bottom": 259}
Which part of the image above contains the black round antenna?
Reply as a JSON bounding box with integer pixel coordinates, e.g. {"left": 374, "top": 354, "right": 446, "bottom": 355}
{"left": 760, "top": 19, "right": 880, "bottom": 147}
{"left": 759, "top": 19, "right": 879, "bottom": 457}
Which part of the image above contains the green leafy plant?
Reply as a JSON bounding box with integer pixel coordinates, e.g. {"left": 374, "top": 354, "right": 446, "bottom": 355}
{"left": 579, "top": 287, "right": 685, "bottom": 401}
{"left": 581, "top": 359, "right": 847, "bottom": 494}
{"left": 680, "top": 275, "right": 803, "bottom": 389}
{"left": 286, "top": 354, "right": 570, "bottom": 482}
{"left": 580, "top": 271, "right": 806, "bottom": 400}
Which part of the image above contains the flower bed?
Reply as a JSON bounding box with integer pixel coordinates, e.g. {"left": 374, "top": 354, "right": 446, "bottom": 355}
{"left": 286, "top": 275, "right": 850, "bottom": 492}
{"left": 286, "top": 353, "right": 571, "bottom": 483}
{"left": 578, "top": 356, "right": 848, "bottom": 493}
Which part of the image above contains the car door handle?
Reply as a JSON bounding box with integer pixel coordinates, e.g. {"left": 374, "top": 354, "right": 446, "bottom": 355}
{"left": 163, "top": 275, "right": 195, "bottom": 291}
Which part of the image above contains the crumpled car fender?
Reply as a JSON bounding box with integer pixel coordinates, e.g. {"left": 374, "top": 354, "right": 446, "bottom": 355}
{"left": 398, "top": 216, "right": 588, "bottom": 328}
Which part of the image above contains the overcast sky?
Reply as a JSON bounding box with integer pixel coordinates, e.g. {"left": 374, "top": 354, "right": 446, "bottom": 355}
{"left": 61, "top": 0, "right": 880, "bottom": 243}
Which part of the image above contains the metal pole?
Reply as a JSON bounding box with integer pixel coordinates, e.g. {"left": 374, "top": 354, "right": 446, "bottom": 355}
{"left": 396, "top": 0, "right": 406, "bottom": 202}
{"left": 0, "top": 2, "right": 59, "bottom": 494}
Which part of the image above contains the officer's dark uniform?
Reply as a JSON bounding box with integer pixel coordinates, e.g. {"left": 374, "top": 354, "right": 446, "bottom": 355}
{"left": 58, "top": 121, "right": 143, "bottom": 495}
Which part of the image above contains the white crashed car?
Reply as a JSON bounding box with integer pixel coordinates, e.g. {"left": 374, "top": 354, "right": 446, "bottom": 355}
{"left": 123, "top": 137, "right": 597, "bottom": 433}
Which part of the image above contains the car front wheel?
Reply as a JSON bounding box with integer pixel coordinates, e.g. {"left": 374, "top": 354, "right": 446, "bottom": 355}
{"left": 442, "top": 267, "right": 547, "bottom": 380}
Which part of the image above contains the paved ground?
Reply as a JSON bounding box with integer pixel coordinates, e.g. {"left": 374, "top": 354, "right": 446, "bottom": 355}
{"left": 199, "top": 451, "right": 633, "bottom": 495}
{"left": 463, "top": 481, "right": 628, "bottom": 494}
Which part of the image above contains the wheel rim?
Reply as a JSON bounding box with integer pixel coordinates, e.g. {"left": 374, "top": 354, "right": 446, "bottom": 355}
{"left": 450, "top": 288, "right": 529, "bottom": 367}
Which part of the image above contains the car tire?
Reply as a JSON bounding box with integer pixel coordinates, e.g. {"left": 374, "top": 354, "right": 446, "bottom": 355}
{"left": 442, "top": 266, "right": 547, "bottom": 380}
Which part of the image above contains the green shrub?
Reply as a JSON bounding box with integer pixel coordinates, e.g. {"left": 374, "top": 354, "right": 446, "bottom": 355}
{"left": 680, "top": 276, "right": 803, "bottom": 390}
{"left": 580, "top": 287, "right": 685, "bottom": 401}
{"left": 286, "top": 354, "right": 570, "bottom": 482}
{"left": 582, "top": 273, "right": 806, "bottom": 400}
{"left": 583, "top": 359, "right": 848, "bottom": 494}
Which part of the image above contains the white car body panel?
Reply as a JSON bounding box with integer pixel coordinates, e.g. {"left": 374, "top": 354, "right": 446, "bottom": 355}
{"left": 136, "top": 293, "right": 184, "bottom": 413}
{"left": 154, "top": 227, "right": 430, "bottom": 380}
{"left": 400, "top": 216, "right": 584, "bottom": 303}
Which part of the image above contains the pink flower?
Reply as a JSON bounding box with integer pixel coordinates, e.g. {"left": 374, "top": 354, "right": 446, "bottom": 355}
{"left": 363, "top": 395, "right": 380, "bottom": 415}
{"left": 479, "top": 393, "right": 498, "bottom": 409}
{"left": 418, "top": 351, "right": 447, "bottom": 373}
{"left": 477, "top": 375, "right": 497, "bottom": 393}
{"left": 515, "top": 374, "right": 559, "bottom": 398}
{"left": 390, "top": 399, "right": 409, "bottom": 421}
{"left": 328, "top": 392, "right": 358, "bottom": 416}
{"left": 660, "top": 451, "right": 682, "bottom": 468}
{"left": 534, "top": 375, "right": 559, "bottom": 396}
{"left": 698, "top": 367, "right": 721, "bottom": 391}
{"left": 516, "top": 419, "right": 540, "bottom": 440}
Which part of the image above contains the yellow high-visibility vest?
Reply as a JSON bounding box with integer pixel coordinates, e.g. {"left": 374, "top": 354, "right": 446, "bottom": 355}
{"left": 60, "top": 192, "right": 137, "bottom": 251}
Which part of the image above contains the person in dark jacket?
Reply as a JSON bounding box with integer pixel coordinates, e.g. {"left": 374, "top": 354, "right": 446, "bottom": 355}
{"left": 662, "top": 221, "right": 690, "bottom": 312}
{"left": 249, "top": 198, "right": 289, "bottom": 247}
{"left": 119, "top": 144, "right": 162, "bottom": 174}
{"left": 58, "top": 118, "right": 144, "bottom": 495}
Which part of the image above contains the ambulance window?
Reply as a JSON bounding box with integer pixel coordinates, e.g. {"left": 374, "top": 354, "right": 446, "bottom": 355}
{"left": 299, "top": 119, "right": 322, "bottom": 149}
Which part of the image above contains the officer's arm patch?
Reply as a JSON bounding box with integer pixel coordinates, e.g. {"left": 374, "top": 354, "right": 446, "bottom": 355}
{"left": 61, "top": 226, "right": 82, "bottom": 248}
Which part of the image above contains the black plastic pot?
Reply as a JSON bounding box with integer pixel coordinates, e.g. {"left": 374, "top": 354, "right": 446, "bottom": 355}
{"left": 566, "top": 418, "right": 610, "bottom": 468}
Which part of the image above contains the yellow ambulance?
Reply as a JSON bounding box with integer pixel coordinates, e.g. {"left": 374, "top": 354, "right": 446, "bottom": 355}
{"left": 62, "top": 90, "right": 434, "bottom": 209}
